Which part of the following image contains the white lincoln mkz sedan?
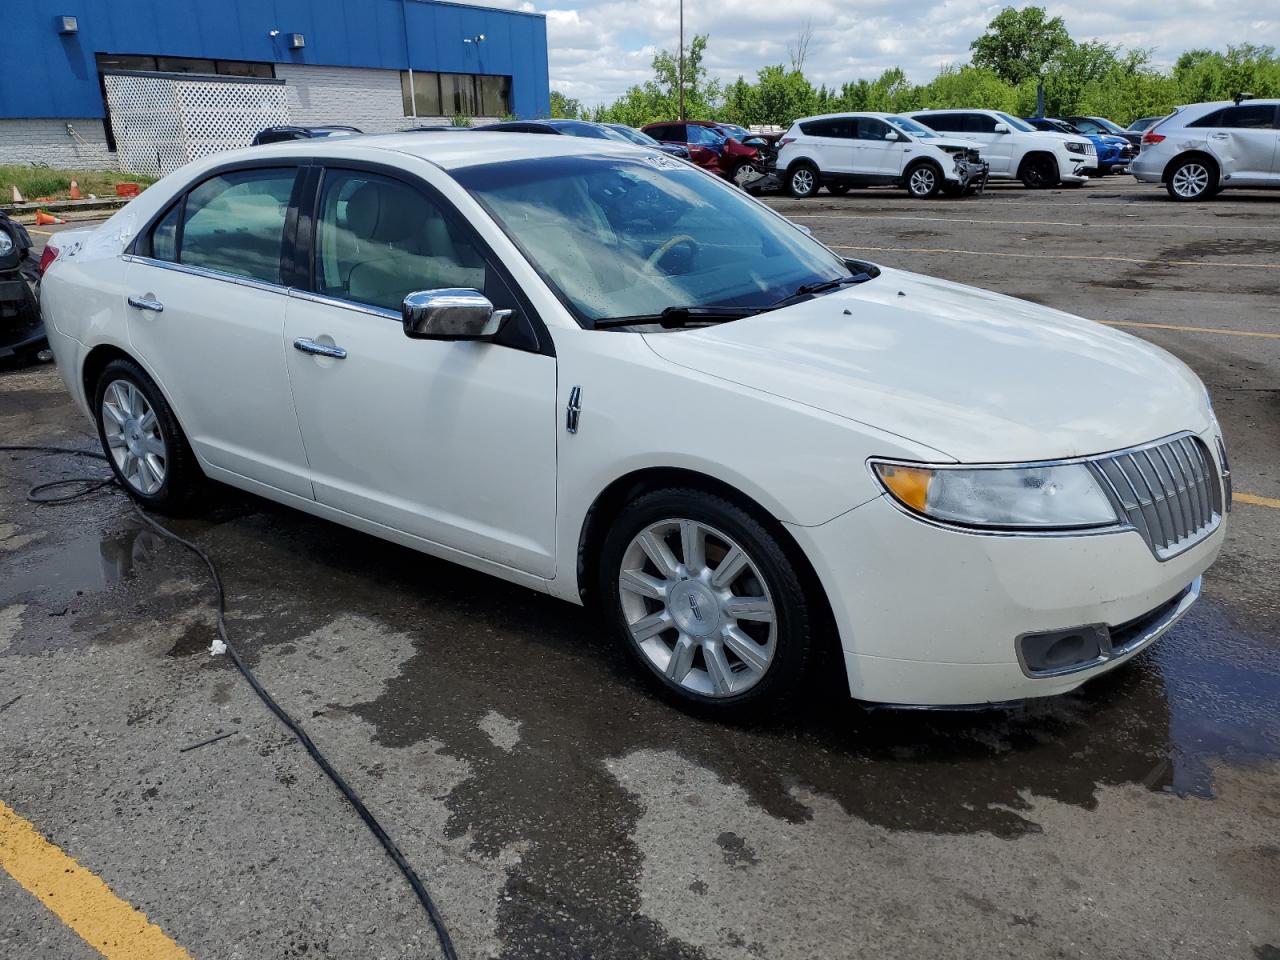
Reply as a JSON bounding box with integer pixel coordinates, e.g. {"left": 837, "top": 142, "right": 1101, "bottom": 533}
{"left": 40, "top": 133, "right": 1229, "bottom": 715}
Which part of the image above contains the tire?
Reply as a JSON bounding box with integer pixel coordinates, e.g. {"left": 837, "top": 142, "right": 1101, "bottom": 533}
{"left": 731, "top": 159, "right": 762, "bottom": 189}
{"left": 904, "top": 161, "right": 943, "bottom": 199}
{"left": 597, "top": 488, "right": 818, "bottom": 718}
{"left": 1019, "top": 154, "right": 1060, "bottom": 189}
{"left": 786, "top": 163, "right": 819, "bottom": 199}
{"left": 826, "top": 183, "right": 852, "bottom": 196}
{"left": 1165, "top": 156, "right": 1217, "bottom": 201}
{"left": 94, "top": 357, "right": 203, "bottom": 514}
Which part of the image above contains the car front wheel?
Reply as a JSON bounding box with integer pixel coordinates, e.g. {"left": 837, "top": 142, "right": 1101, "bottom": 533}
{"left": 787, "top": 164, "right": 819, "bottom": 198}
{"left": 1166, "top": 157, "right": 1216, "bottom": 201}
{"left": 905, "top": 162, "right": 942, "bottom": 198}
{"left": 95, "top": 357, "right": 202, "bottom": 513}
{"left": 599, "top": 488, "right": 817, "bottom": 717}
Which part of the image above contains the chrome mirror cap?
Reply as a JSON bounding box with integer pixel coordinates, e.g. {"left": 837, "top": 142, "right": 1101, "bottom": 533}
{"left": 402, "top": 288, "right": 512, "bottom": 341}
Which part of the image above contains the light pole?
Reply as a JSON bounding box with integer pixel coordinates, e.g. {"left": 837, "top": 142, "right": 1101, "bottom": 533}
{"left": 678, "top": 0, "right": 685, "bottom": 120}
{"left": 1035, "top": 62, "right": 1048, "bottom": 117}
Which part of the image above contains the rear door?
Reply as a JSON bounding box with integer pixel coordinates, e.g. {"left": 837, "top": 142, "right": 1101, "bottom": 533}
{"left": 1190, "top": 103, "right": 1280, "bottom": 182}
{"left": 124, "top": 164, "right": 313, "bottom": 498}
{"left": 799, "top": 118, "right": 856, "bottom": 174}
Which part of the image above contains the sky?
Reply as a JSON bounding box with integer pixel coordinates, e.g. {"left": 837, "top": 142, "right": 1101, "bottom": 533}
{"left": 478, "top": 0, "right": 1280, "bottom": 107}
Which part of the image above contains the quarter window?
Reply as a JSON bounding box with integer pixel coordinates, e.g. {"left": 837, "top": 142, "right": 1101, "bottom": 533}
{"left": 314, "top": 169, "right": 490, "bottom": 312}
{"left": 1218, "top": 105, "right": 1277, "bottom": 128}
{"left": 178, "top": 167, "right": 298, "bottom": 284}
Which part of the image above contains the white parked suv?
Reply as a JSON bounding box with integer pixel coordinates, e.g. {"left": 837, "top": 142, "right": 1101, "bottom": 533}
{"left": 776, "top": 112, "right": 989, "bottom": 199}
{"left": 39, "top": 133, "right": 1227, "bottom": 715}
{"left": 908, "top": 109, "right": 1093, "bottom": 188}
{"left": 1130, "top": 99, "right": 1280, "bottom": 200}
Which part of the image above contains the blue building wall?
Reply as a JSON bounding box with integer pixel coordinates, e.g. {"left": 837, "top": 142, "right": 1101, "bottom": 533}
{"left": 3, "top": 0, "right": 550, "bottom": 119}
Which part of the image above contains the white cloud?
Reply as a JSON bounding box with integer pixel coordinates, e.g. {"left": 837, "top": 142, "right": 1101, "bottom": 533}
{"left": 470, "top": 0, "right": 1279, "bottom": 106}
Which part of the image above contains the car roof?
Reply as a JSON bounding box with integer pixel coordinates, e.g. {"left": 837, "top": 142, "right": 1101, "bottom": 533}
{"left": 792, "top": 111, "right": 899, "bottom": 122}
{"left": 219, "top": 130, "right": 651, "bottom": 171}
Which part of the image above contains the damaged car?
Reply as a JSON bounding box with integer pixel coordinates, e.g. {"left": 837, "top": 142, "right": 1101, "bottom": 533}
{"left": 40, "top": 134, "right": 1228, "bottom": 716}
{"left": 0, "top": 209, "right": 45, "bottom": 362}
{"left": 1130, "top": 98, "right": 1280, "bottom": 200}
{"left": 776, "top": 112, "right": 988, "bottom": 198}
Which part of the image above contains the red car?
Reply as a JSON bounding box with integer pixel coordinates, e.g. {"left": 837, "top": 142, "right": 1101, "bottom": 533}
{"left": 640, "top": 120, "right": 767, "bottom": 186}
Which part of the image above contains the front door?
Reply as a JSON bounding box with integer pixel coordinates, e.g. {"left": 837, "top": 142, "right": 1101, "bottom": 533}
{"left": 282, "top": 166, "right": 559, "bottom": 577}
{"left": 855, "top": 117, "right": 905, "bottom": 176}
{"left": 124, "top": 165, "right": 313, "bottom": 498}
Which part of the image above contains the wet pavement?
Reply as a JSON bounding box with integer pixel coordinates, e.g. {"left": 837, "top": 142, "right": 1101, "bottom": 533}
{"left": 3, "top": 180, "right": 1279, "bottom": 958}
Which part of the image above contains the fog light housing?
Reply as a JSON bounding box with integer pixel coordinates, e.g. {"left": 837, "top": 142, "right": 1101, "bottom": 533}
{"left": 1017, "top": 625, "right": 1107, "bottom": 677}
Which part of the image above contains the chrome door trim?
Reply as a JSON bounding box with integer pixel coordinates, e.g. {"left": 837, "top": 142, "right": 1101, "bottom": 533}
{"left": 287, "top": 287, "right": 401, "bottom": 321}
{"left": 122, "top": 254, "right": 289, "bottom": 296}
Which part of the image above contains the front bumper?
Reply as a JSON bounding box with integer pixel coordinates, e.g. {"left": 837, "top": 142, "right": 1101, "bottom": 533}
{"left": 787, "top": 453, "right": 1226, "bottom": 706}
{"left": 947, "top": 158, "right": 989, "bottom": 191}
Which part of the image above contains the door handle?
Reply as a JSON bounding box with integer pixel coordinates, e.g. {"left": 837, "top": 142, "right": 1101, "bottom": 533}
{"left": 293, "top": 337, "right": 347, "bottom": 360}
{"left": 127, "top": 295, "right": 164, "bottom": 312}
{"left": 1209, "top": 133, "right": 1230, "bottom": 140}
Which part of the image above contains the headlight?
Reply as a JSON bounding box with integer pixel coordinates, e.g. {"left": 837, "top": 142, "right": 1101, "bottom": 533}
{"left": 0, "top": 229, "right": 14, "bottom": 258}
{"left": 1065, "top": 141, "right": 1087, "bottom": 154}
{"left": 872, "top": 461, "right": 1119, "bottom": 529}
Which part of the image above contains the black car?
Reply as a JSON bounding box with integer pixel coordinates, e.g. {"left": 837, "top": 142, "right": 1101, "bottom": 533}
{"left": 0, "top": 211, "right": 44, "bottom": 362}
{"left": 477, "top": 119, "right": 694, "bottom": 160}
{"left": 250, "top": 125, "right": 362, "bottom": 146}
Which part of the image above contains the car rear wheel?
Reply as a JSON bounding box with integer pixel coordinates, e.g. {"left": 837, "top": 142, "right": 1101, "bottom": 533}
{"left": 905, "top": 161, "right": 942, "bottom": 199}
{"left": 95, "top": 357, "right": 202, "bottom": 513}
{"left": 1019, "top": 154, "right": 1059, "bottom": 189}
{"left": 787, "top": 164, "right": 819, "bottom": 199}
{"left": 1166, "top": 157, "right": 1216, "bottom": 201}
{"left": 598, "top": 488, "right": 817, "bottom": 717}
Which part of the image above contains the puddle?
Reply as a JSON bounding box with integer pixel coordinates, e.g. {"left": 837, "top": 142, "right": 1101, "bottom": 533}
{"left": 1, "top": 525, "right": 160, "bottom": 601}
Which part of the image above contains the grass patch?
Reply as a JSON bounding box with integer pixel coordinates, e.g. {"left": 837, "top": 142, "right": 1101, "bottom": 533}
{"left": 0, "top": 164, "right": 156, "bottom": 202}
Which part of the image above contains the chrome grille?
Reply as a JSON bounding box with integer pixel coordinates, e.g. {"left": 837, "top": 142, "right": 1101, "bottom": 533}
{"left": 1090, "top": 435, "right": 1222, "bottom": 560}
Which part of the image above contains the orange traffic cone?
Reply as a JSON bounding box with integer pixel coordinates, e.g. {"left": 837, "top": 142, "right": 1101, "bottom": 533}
{"left": 10, "top": 185, "right": 23, "bottom": 203}
{"left": 69, "top": 179, "right": 81, "bottom": 200}
{"left": 35, "top": 210, "right": 66, "bottom": 226}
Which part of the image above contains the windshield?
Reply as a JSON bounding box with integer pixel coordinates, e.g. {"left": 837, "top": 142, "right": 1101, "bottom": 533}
{"left": 554, "top": 122, "right": 629, "bottom": 142}
{"left": 1090, "top": 117, "right": 1127, "bottom": 134}
{"left": 611, "top": 125, "right": 661, "bottom": 147}
{"left": 718, "top": 123, "right": 751, "bottom": 140}
{"left": 995, "top": 112, "right": 1036, "bottom": 132}
{"left": 885, "top": 116, "right": 937, "bottom": 138}
{"left": 454, "top": 154, "right": 854, "bottom": 328}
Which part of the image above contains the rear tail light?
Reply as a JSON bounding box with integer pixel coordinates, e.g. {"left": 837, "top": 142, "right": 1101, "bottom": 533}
{"left": 778, "top": 137, "right": 795, "bottom": 147}
{"left": 38, "top": 243, "right": 60, "bottom": 275}
{"left": 1142, "top": 130, "right": 1165, "bottom": 145}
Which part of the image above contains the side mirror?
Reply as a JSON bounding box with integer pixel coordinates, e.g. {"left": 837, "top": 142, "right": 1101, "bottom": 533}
{"left": 993, "top": 122, "right": 1009, "bottom": 133}
{"left": 884, "top": 130, "right": 899, "bottom": 141}
{"left": 402, "top": 289, "right": 512, "bottom": 341}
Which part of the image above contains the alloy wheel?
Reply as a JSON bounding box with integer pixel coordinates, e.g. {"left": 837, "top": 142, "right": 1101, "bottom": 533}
{"left": 733, "top": 162, "right": 761, "bottom": 187}
{"left": 790, "top": 168, "right": 815, "bottom": 196}
{"left": 1171, "top": 163, "right": 1210, "bottom": 199}
{"left": 101, "top": 379, "right": 167, "bottom": 495}
{"left": 908, "top": 166, "right": 937, "bottom": 196}
{"left": 618, "top": 518, "right": 777, "bottom": 698}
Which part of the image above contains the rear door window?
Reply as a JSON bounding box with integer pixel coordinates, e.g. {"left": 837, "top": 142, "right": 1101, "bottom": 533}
{"left": 1217, "top": 105, "right": 1278, "bottom": 128}
{"left": 918, "top": 113, "right": 962, "bottom": 133}
{"left": 178, "top": 167, "right": 298, "bottom": 284}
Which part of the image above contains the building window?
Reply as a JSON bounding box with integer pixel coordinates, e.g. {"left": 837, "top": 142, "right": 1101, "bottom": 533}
{"left": 401, "top": 71, "right": 510, "bottom": 117}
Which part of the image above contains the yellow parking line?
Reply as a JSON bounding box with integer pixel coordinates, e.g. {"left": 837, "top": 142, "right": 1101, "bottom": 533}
{"left": 831, "top": 243, "right": 1280, "bottom": 270}
{"left": 1236, "top": 492, "right": 1280, "bottom": 509}
{"left": 1098, "top": 320, "right": 1280, "bottom": 339}
{"left": 0, "top": 799, "right": 192, "bottom": 960}
{"left": 28, "top": 228, "right": 53, "bottom": 236}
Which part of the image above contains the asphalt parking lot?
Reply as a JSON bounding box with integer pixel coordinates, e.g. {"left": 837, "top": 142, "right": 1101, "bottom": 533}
{"left": 3, "top": 177, "right": 1279, "bottom": 959}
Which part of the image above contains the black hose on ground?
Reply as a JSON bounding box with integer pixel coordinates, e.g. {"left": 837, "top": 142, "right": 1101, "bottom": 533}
{"left": 0, "top": 443, "right": 459, "bottom": 960}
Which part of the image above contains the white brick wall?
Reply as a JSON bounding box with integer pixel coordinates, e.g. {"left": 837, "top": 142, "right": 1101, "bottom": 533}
{"left": 0, "top": 118, "right": 116, "bottom": 169}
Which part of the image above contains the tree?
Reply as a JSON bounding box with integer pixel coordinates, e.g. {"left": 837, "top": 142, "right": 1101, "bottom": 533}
{"left": 549, "top": 90, "right": 582, "bottom": 119}
{"left": 787, "top": 21, "right": 814, "bottom": 74}
{"left": 970, "top": 6, "right": 1072, "bottom": 86}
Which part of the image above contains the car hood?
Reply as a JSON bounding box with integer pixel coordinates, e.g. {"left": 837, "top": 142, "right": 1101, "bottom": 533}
{"left": 642, "top": 268, "right": 1210, "bottom": 463}
{"left": 921, "top": 136, "right": 984, "bottom": 151}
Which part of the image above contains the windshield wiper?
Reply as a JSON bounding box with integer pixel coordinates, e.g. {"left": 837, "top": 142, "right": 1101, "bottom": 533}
{"left": 594, "top": 305, "right": 764, "bottom": 330}
{"left": 772, "top": 272, "right": 871, "bottom": 307}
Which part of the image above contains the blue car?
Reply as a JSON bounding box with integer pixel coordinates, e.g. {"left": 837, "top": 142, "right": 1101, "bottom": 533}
{"left": 1024, "top": 117, "right": 1132, "bottom": 174}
